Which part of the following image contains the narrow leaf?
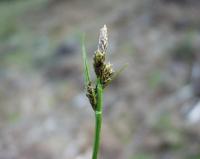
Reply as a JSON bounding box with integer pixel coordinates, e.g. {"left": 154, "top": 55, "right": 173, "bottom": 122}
{"left": 81, "top": 34, "right": 91, "bottom": 88}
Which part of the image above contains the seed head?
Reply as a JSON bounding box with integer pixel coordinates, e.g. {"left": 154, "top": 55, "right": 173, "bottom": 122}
{"left": 93, "top": 50, "right": 105, "bottom": 77}
{"left": 101, "top": 63, "right": 114, "bottom": 88}
{"left": 93, "top": 25, "right": 114, "bottom": 87}
{"left": 86, "top": 82, "right": 96, "bottom": 110}
{"left": 93, "top": 25, "right": 107, "bottom": 78}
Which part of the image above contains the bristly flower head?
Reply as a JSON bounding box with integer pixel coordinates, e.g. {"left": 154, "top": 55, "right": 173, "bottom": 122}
{"left": 93, "top": 50, "right": 105, "bottom": 77}
{"left": 101, "top": 62, "right": 114, "bottom": 87}
{"left": 84, "top": 25, "right": 119, "bottom": 111}
{"left": 86, "top": 82, "right": 96, "bottom": 110}
{"left": 93, "top": 25, "right": 108, "bottom": 77}
{"left": 93, "top": 25, "right": 114, "bottom": 88}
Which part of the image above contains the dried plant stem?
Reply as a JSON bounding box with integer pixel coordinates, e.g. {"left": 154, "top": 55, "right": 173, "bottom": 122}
{"left": 92, "top": 79, "right": 103, "bottom": 159}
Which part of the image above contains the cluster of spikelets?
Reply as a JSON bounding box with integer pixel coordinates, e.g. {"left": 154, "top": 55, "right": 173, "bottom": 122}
{"left": 86, "top": 25, "right": 114, "bottom": 111}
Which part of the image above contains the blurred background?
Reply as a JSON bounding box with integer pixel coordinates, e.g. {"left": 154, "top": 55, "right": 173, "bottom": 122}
{"left": 0, "top": 0, "right": 200, "bottom": 159}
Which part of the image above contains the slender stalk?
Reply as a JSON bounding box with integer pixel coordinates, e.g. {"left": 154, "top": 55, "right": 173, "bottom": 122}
{"left": 83, "top": 25, "right": 124, "bottom": 159}
{"left": 92, "top": 80, "right": 103, "bottom": 159}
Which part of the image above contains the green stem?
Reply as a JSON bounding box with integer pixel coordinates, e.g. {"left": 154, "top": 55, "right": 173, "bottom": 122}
{"left": 92, "top": 80, "right": 103, "bottom": 159}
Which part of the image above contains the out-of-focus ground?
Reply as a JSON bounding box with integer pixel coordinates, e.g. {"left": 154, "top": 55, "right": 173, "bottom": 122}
{"left": 0, "top": 0, "right": 200, "bottom": 158}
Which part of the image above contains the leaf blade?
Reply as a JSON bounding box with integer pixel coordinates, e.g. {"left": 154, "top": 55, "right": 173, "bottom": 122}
{"left": 81, "top": 34, "right": 91, "bottom": 88}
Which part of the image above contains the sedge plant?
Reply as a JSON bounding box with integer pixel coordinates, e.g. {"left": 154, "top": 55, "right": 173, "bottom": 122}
{"left": 82, "top": 25, "right": 126, "bottom": 159}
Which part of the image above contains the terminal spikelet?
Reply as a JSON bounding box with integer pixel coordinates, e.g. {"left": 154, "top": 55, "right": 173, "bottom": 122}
{"left": 98, "top": 25, "right": 108, "bottom": 53}
{"left": 93, "top": 25, "right": 114, "bottom": 88}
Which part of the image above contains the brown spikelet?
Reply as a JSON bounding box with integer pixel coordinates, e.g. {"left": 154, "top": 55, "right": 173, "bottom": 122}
{"left": 101, "top": 63, "right": 114, "bottom": 88}
{"left": 86, "top": 82, "right": 96, "bottom": 110}
{"left": 93, "top": 50, "right": 105, "bottom": 77}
